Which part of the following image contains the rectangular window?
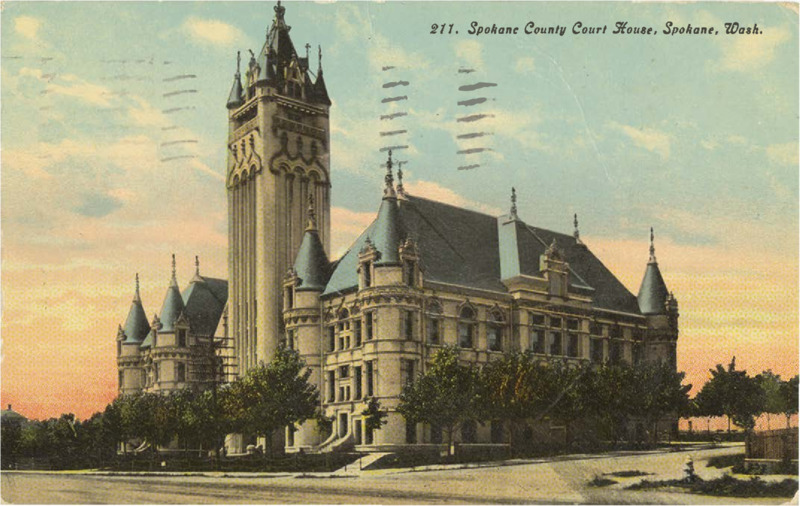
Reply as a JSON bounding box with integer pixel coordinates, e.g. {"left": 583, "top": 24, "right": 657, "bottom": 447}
{"left": 550, "top": 316, "right": 562, "bottom": 329}
{"left": 339, "top": 365, "right": 349, "bottom": 378}
{"left": 591, "top": 338, "right": 604, "bottom": 363}
{"left": 354, "top": 366, "right": 363, "bottom": 400}
{"left": 590, "top": 322, "right": 603, "bottom": 336}
{"left": 286, "top": 329, "right": 295, "bottom": 350}
{"left": 354, "top": 320, "right": 362, "bottom": 347}
{"left": 338, "top": 333, "right": 345, "bottom": 350}
{"left": 633, "top": 343, "right": 642, "bottom": 365}
{"left": 530, "top": 313, "right": 546, "bottom": 326}
{"left": 610, "top": 340, "right": 622, "bottom": 363}
{"left": 154, "top": 362, "right": 160, "bottom": 383}
{"left": 567, "top": 333, "right": 579, "bottom": 357}
{"left": 402, "top": 359, "right": 415, "bottom": 385}
{"left": 403, "top": 310, "right": 414, "bottom": 340}
{"left": 488, "top": 323, "right": 503, "bottom": 351}
{"left": 327, "top": 326, "right": 335, "bottom": 352}
{"left": 177, "top": 329, "right": 187, "bottom": 347}
{"left": 339, "top": 386, "right": 345, "bottom": 402}
{"left": 633, "top": 328, "right": 644, "bottom": 341}
{"left": 404, "top": 261, "right": 415, "bottom": 287}
{"left": 118, "top": 370, "right": 124, "bottom": 387}
{"left": 327, "top": 370, "right": 336, "bottom": 402}
{"left": 529, "top": 329, "right": 544, "bottom": 354}
{"left": 549, "top": 331, "right": 562, "bottom": 355}
{"left": 365, "top": 313, "right": 374, "bottom": 340}
{"left": 285, "top": 287, "right": 293, "bottom": 310}
{"left": 567, "top": 318, "right": 579, "bottom": 331}
{"left": 363, "top": 264, "right": 372, "bottom": 288}
{"left": 366, "top": 360, "right": 375, "bottom": 397}
{"left": 610, "top": 325, "right": 622, "bottom": 339}
{"left": 458, "top": 322, "right": 473, "bottom": 348}
{"left": 426, "top": 317, "right": 441, "bottom": 344}
{"left": 176, "top": 362, "right": 186, "bottom": 382}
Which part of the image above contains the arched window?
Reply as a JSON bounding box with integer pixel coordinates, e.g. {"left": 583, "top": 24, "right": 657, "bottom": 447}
{"left": 426, "top": 301, "right": 443, "bottom": 345}
{"left": 458, "top": 306, "right": 475, "bottom": 348}
{"left": 487, "top": 311, "right": 504, "bottom": 352}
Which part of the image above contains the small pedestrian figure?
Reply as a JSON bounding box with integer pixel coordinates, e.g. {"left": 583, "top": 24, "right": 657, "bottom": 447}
{"left": 683, "top": 456, "right": 697, "bottom": 483}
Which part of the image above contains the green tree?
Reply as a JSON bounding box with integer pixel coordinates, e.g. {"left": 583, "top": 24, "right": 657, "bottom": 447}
{"left": 229, "top": 346, "right": 319, "bottom": 457}
{"left": 588, "top": 364, "right": 636, "bottom": 443}
{"left": 481, "top": 352, "right": 543, "bottom": 445}
{"left": 1, "top": 418, "right": 24, "bottom": 469}
{"left": 629, "top": 361, "right": 691, "bottom": 443}
{"left": 779, "top": 375, "right": 798, "bottom": 428}
{"left": 756, "top": 370, "right": 784, "bottom": 430}
{"left": 398, "top": 346, "right": 482, "bottom": 450}
{"left": 695, "top": 357, "right": 765, "bottom": 434}
{"left": 361, "top": 397, "right": 388, "bottom": 444}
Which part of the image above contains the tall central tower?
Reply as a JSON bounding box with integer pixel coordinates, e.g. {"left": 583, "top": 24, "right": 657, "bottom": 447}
{"left": 226, "top": 1, "right": 331, "bottom": 374}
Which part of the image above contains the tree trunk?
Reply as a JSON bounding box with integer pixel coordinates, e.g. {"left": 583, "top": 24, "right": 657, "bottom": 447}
{"left": 727, "top": 415, "right": 732, "bottom": 436}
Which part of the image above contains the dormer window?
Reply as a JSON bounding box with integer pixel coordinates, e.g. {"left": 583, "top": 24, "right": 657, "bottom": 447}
{"left": 284, "top": 285, "right": 294, "bottom": 309}
{"left": 403, "top": 260, "right": 415, "bottom": 287}
{"left": 362, "top": 262, "right": 372, "bottom": 288}
{"left": 177, "top": 329, "right": 187, "bottom": 347}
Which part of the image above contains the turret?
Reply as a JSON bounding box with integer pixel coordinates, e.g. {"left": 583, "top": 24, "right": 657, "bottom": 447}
{"left": 372, "top": 150, "right": 404, "bottom": 267}
{"left": 291, "top": 194, "right": 330, "bottom": 293}
{"left": 159, "top": 254, "right": 186, "bottom": 332}
{"left": 226, "top": 51, "right": 244, "bottom": 109}
{"left": 637, "top": 227, "right": 670, "bottom": 315}
{"left": 121, "top": 273, "right": 149, "bottom": 343}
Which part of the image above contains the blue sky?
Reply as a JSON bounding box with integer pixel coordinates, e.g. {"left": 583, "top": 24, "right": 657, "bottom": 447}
{"left": 1, "top": 1, "right": 797, "bottom": 418}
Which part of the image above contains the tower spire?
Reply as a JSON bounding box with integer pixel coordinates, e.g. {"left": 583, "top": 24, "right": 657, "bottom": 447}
{"left": 133, "top": 273, "right": 141, "bottom": 302}
{"left": 306, "top": 192, "right": 317, "bottom": 231}
{"left": 649, "top": 227, "right": 657, "bottom": 263}
{"left": 509, "top": 187, "right": 518, "bottom": 220}
{"left": 383, "top": 150, "right": 396, "bottom": 199}
{"left": 396, "top": 161, "right": 406, "bottom": 198}
{"left": 170, "top": 253, "right": 178, "bottom": 287}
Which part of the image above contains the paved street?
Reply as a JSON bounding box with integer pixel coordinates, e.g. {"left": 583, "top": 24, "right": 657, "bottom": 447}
{"left": 1, "top": 445, "right": 795, "bottom": 504}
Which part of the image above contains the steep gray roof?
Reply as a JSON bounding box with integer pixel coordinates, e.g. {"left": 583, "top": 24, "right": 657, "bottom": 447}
{"left": 372, "top": 197, "right": 404, "bottom": 266}
{"left": 293, "top": 228, "right": 330, "bottom": 291}
{"left": 122, "top": 298, "right": 149, "bottom": 344}
{"left": 637, "top": 261, "right": 669, "bottom": 315}
{"left": 226, "top": 73, "right": 244, "bottom": 109}
{"left": 159, "top": 282, "right": 185, "bottom": 333}
{"left": 182, "top": 277, "right": 229, "bottom": 336}
{"left": 322, "top": 194, "right": 643, "bottom": 315}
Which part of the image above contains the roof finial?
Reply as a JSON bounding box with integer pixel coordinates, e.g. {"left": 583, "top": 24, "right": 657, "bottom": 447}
{"left": 305, "top": 43, "right": 310, "bottom": 61}
{"left": 236, "top": 50, "right": 241, "bottom": 75}
{"left": 306, "top": 192, "right": 317, "bottom": 231}
{"left": 195, "top": 256, "right": 200, "bottom": 276}
{"left": 134, "top": 273, "right": 141, "bottom": 302}
{"left": 318, "top": 45, "right": 323, "bottom": 74}
{"left": 510, "top": 187, "right": 518, "bottom": 219}
{"left": 649, "top": 227, "right": 657, "bottom": 263}
{"left": 171, "top": 253, "right": 178, "bottom": 286}
{"left": 383, "top": 150, "right": 396, "bottom": 198}
{"left": 274, "top": 0, "right": 286, "bottom": 25}
{"left": 396, "top": 161, "right": 406, "bottom": 198}
{"left": 573, "top": 213, "right": 582, "bottom": 244}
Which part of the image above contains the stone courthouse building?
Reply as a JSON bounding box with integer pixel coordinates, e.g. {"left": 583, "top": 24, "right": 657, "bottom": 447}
{"left": 117, "top": 2, "right": 679, "bottom": 452}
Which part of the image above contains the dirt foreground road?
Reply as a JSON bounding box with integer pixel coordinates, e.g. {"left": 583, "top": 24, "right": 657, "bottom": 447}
{"left": 2, "top": 445, "right": 795, "bottom": 504}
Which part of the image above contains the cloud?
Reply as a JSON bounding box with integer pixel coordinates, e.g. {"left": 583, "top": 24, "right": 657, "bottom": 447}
{"left": 404, "top": 180, "right": 502, "bottom": 216}
{"left": 610, "top": 122, "right": 671, "bottom": 160}
{"left": 14, "top": 16, "right": 42, "bottom": 40}
{"left": 19, "top": 68, "right": 113, "bottom": 107}
{"left": 454, "top": 40, "right": 483, "bottom": 68}
{"left": 330, "top": 207, "right": 376, "bottom": 257}
{"left": 716, "top": 27, "right": 791, "bottom": 72}
{"left": 766, "top": 142, "right": 799, "bottom": 166}
{"left": 182, "top": 17, "right": 245, "bottom": 46}
{"left": 73, "top": 193, "right": 124, "bottom": 217}
{"left": 514, "top": 57, "right": 535, "bottom": 74}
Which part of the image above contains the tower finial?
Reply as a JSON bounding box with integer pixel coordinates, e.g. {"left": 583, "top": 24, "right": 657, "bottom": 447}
{"left": 171, "top": 253, "right": 178, "bottom": 286}
{"left": 396, "top": 161, "right": 406, "bottom": 197}
{"left": 318, "top": 45, "right": 323, "bottom": 73}
{"left": 274, "top": 0, "right": 286, "bottom": 24}
{"left": 649, "top": 227, "right": 657, "bottom": 263}
{"left": 510, "top": 187, "right": 518, "bottom": 219}
{"left": 236, "top": 50, "right": 241, "bottom": 75}
{"left": 306, "top": 192, "right": 317, "bottom": 231}
{"left": 573, "top": 213, "right": 582, "bottom": 243}
{"left": 383, "top": 150, "right": 396, "bottom": 198}
{"left": 195, "top": 255, "right": 200, "bottom": 276}
{"left": 305, "top": 43, "right": 310, "bottom": 61}
{"left": 134, "top": 273, "right": 141, "bottom": 302}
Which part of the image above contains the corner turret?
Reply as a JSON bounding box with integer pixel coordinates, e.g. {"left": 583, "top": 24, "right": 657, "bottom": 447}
{"left": 226, "top": 51, "right": 245, "bottom": 109}
{"left": 637, "top": 227, "right": 670, "bottom": 315}
{"left": 121, "top": 273, "right": 149, "bottom": 343}
{"left": 373, "top": 151, "right": 403, "bottom": 266}
{"left": 159, "top": 254, "right": 186, "bottom": 332}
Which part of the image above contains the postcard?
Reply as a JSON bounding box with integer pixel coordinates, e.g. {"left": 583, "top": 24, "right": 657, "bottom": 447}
{"left": 1, "top": 1, "right": 798, "bottom": 503}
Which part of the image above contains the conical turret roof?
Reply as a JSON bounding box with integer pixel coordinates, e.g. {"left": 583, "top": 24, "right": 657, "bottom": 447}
{"left": 122, "top": 274, "right": 149, "bottom": 343}
{"left": 159, "top": 255, "right": 186, "bottom": 332}
{"left": 226, "top": 53, "right": 244, "bottom": 109}
{"left": 373, "top": 151, "right": 404, "bottom": 265}
{"left": 293, "top": 199, "right": 330, "bottom": 291}
{"left": 637, "top": 228, "right": 670, "bottom": 315}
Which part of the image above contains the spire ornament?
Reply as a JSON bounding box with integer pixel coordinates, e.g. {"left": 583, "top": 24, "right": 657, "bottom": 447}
{"left": 305, "top": 192, "right": 318, "bottom": 231}
{"left": 133, "top": 273, "right": 141, "bottom": 302}
{"left": 396, "top": 161, "right": 407, "bottom": 198}
{"left": 649, "top": 227, "right": 657, "bottom": 263}
{"left": 236, "top": 50, "right": 241, "bottom": 75}
{"left": 170, "top": 253, "right": 178, "bottom": 287}
{"left": 509, "top": 187, "right": 518, "bottom": 220}
{"left": 274, "top": 0, "right": 286, "bottom": 24}
{"left": 573, "top": 213, "right": 583, "bottom": 244}
{"left": 383, "top": 150, "right": 396, "bottom": 198}
{"left": 318, "top": 45, "right": 323, "bottom": 74}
